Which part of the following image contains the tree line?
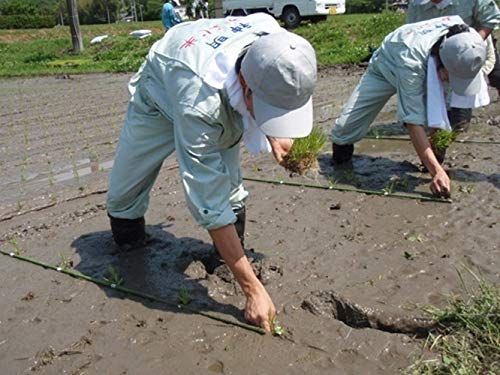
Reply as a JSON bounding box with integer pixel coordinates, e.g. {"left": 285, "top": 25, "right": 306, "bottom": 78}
{"left": 0, "top": 0, "right": 166, "bottom": 28}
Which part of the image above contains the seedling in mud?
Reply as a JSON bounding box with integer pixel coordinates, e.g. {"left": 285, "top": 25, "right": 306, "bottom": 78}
{"left": 16, "top": 200, "right": 24, "bottom": 211}
{"left": 269, "top": 313, "right": 284, "bottom": 336}
{"left": 430, "top": 129, "right": 456, "bottom": 153}
{"left": 104, "top": 265, "right": 124, "bottom": 287}
{"left": 49, "top": 194, "right": 57, "bottom": 205}
{"left": 72, "top": 166, "right": 80, "bottom": 181}
{"left": 9, "top": 238, "right": 22, "bottom": 255}
{"left": 178, "top": 286, "right": 191, "bottom": 306}
{"left": 382, "top": 176, "right": 409, "bottom": 195}
{"left": 57, "top": 252, "right": 73, "bottom": 270}
{"left": 251, "top": 164, "right": 262, "bottom": 172}
{"left": 327, "top": 176, "right": 337, "bottom": 187}
{"left": 369, "top": 128, "right": 380, "bottom": 138}
{"left": 407, "top": 234, "right": 425, "bottom": 243}
{"left": 459, "top": 185, "right": 475, "bottom": 194}
{"left": 282, "top": 127, "right": 327, "bottom": 175}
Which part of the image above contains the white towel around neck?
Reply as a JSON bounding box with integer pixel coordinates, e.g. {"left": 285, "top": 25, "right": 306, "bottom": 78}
{"left": 204, "top": 50, "right": 271, "bottom": 154}
{"left": 426, "top": 56, "right": 490, "bottom": 131}
{"left": 426, "top": 56, "right": 451, "bottom": 131}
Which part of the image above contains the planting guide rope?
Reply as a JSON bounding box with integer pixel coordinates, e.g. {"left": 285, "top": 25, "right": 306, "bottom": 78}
{"left": 364, "top": 135, "right": 500, "bottom": 145}
{"left": 243, "top": 177, "right": 452, "bottom": 203}
{"left": 0, "top": 249, "right": 266, "bottom": 335}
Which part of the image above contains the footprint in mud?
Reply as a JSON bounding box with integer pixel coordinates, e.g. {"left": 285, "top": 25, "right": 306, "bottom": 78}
{"left": 301, "top": 290, "right": 434, "bottom": 336}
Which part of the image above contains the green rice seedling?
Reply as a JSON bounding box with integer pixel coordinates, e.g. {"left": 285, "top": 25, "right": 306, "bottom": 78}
{"left": 327, "top": 176, "right": 337, "bottom": 187}
{"left": 16, "top": 200, "right": 24, "bottom": 211}
{"left": 57, "top": 252, "right": 73, "bottom": 270}
{"left": 367, "top": 128, "right": 381, "bottom": 138}
{"left": 407, "top": 234, "right": 425, "bottom": 243}
{"left": 178, "top": 286, "right": 191, "bottom": 306}
{"left": 49, "top": 194, "right": 57, "bottom": 204}
{"left": 459, "top": 185, "right": 475, "bottom": 194}
{"left": 282, "top": 127, "right": 328, "bottom": 174}
{"left": 9, "top": 238, "right": 22, "bottom": 255}
{"left": 407, "top": 273, "right": 500, "bottom": 374}
{"left": 382, "top": 176, "right": 409, "bottom": 195}
{"left": 430, "top": 130, "right": 457, "bottom": 153}
{"left": 251, "top": 164, "right": 262, "bottom": 172}
{"left": 72, "top": 166, "right": 80, "bottom": 181}
{"left": 104, "top": 265, "right": 124, "bottom": 287}
{"left": 269, "top": 313, "right": 284, "bottom": 336}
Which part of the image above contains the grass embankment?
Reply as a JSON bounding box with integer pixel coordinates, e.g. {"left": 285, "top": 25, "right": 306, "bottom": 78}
{"left": 409, "top": 276, "right": 500, "bottom": 375}
{"left": 0, "top": 21, "right": 165, "bottom": 76}
{"left": 0, "top": 13, "right": 404, "bottom": 77}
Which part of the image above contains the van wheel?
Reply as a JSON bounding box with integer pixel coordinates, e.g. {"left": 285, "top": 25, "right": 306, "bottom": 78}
{"left": 282, "top": 6, "right": 300, "bottom": 29}
{"left": 232, "top": 9, "right": 246, "bottom": 16}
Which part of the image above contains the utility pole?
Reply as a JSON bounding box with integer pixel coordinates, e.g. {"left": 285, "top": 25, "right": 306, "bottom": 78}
{"left": 214, "top": 0, "right": 223, "bottom": 18}
{"left": 66, "top": 0, "right": 83, "bottom": 52}
{"left": 138, "top": 4, "right": 144, "bottom": 22}
{"left": 131, "top": 0, "right": 138, "bottom": 22}
{"left": 105, "top": 0, "right": 111, "bottom": 24}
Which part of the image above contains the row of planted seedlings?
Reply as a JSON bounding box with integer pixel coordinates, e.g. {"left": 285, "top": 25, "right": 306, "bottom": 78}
{"left": 248, "top": 126, "right": 453, "bottom": 203}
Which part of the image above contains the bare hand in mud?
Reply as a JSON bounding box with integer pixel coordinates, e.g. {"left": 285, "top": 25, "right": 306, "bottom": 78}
{"left": 268, "top": 137, "right": 294, "bottom": 165}
{"left": 430, "top": 169, "right": 450, "bottom": 198}
{"left": 244, "top": 287, "right": 276, "bottom": 332}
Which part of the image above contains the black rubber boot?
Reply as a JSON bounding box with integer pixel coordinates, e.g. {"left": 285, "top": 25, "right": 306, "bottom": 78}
{"left": 233, "top": 207, "right": 246, "bottom": 248}
{"left": 432, "top": 147, "right": 447, "bottom": 165}
{"left": 331, "top": 143, "right": 354, "bottom": 165}
{"left": 213, "top": 207, "right": 246, "bottom": 253}
{"left": 448, "top": 107, "right": 472, "bottom": 133}
{"left": 108, "top": 214, "right": 146, "bottom": 248}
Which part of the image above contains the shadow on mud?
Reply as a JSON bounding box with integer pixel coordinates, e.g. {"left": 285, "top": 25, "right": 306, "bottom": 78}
{"left": 71, "top": 224, "right": 267, "bottom": 325}
{"left": 318, "top": 153, "right": 428, "bottom": 194}
{"left": 449, "top": 169, "right": 500, "bottom": 189}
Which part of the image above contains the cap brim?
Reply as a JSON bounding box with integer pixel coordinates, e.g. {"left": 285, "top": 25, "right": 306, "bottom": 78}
{"left": 449, "top": 72, "right": 482, "bottom": 96}
{"left": 412, "top": 0, "right": 430, "bottom": 5}
{"left": 253, "top": 95, "right": 313, "bottom": 138}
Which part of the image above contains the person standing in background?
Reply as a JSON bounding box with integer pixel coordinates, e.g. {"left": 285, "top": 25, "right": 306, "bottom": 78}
{"left": 162, "top": 0, "right": 183, "bottom": 31}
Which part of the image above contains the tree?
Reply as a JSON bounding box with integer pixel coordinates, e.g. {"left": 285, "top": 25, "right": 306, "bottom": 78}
{"left": 66, "top": 0, "right": 83, "bottom": 52}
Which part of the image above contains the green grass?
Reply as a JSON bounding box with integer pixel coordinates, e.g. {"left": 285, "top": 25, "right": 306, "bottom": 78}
{"left": 0, "top": 13, "right": 405, "bottom": 77}
{"left": 408, "top": 275, "right": 500, "bottom": 374}
{"left": 0, "top": 21, "right": 164, "bottom": 76}
{"left": 294, "top": 12, "right": 404, "bottom": 65}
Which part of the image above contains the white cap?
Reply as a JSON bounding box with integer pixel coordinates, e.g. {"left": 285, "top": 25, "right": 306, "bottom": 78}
{"left": 439, "top": 30, "right": 486, "bottom": 96}
{"left": 412, "top": 0, "right": 431, "bottom": 5}
{"left": 241, "top": 31, "right": 317, "bottom": 138}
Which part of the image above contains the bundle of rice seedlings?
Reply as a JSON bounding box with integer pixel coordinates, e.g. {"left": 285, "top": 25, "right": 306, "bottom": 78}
{"left": 282, "top": 127, "right": 328, "bottom": 175}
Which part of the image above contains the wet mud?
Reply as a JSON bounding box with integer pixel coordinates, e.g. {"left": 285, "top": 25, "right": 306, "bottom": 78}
{"left": 0, "top": 66, "right": 499, "bottom": 374}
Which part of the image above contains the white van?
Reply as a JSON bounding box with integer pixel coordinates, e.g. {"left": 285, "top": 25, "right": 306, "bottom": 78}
{"left": 223, "top": 0, "right": 346, "bottom": 29}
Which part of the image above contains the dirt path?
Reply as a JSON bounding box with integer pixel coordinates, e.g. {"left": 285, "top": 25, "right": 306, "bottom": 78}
{"left": 0, "top": 68, "right": 499, "bottom": 374}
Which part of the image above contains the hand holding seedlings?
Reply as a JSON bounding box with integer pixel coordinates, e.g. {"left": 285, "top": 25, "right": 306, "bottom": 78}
{"left": 268, "top": 137, "right": 294, "bottom": 165}
{"left": 281, "top": 127, "right": 327, "bottom": 175}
